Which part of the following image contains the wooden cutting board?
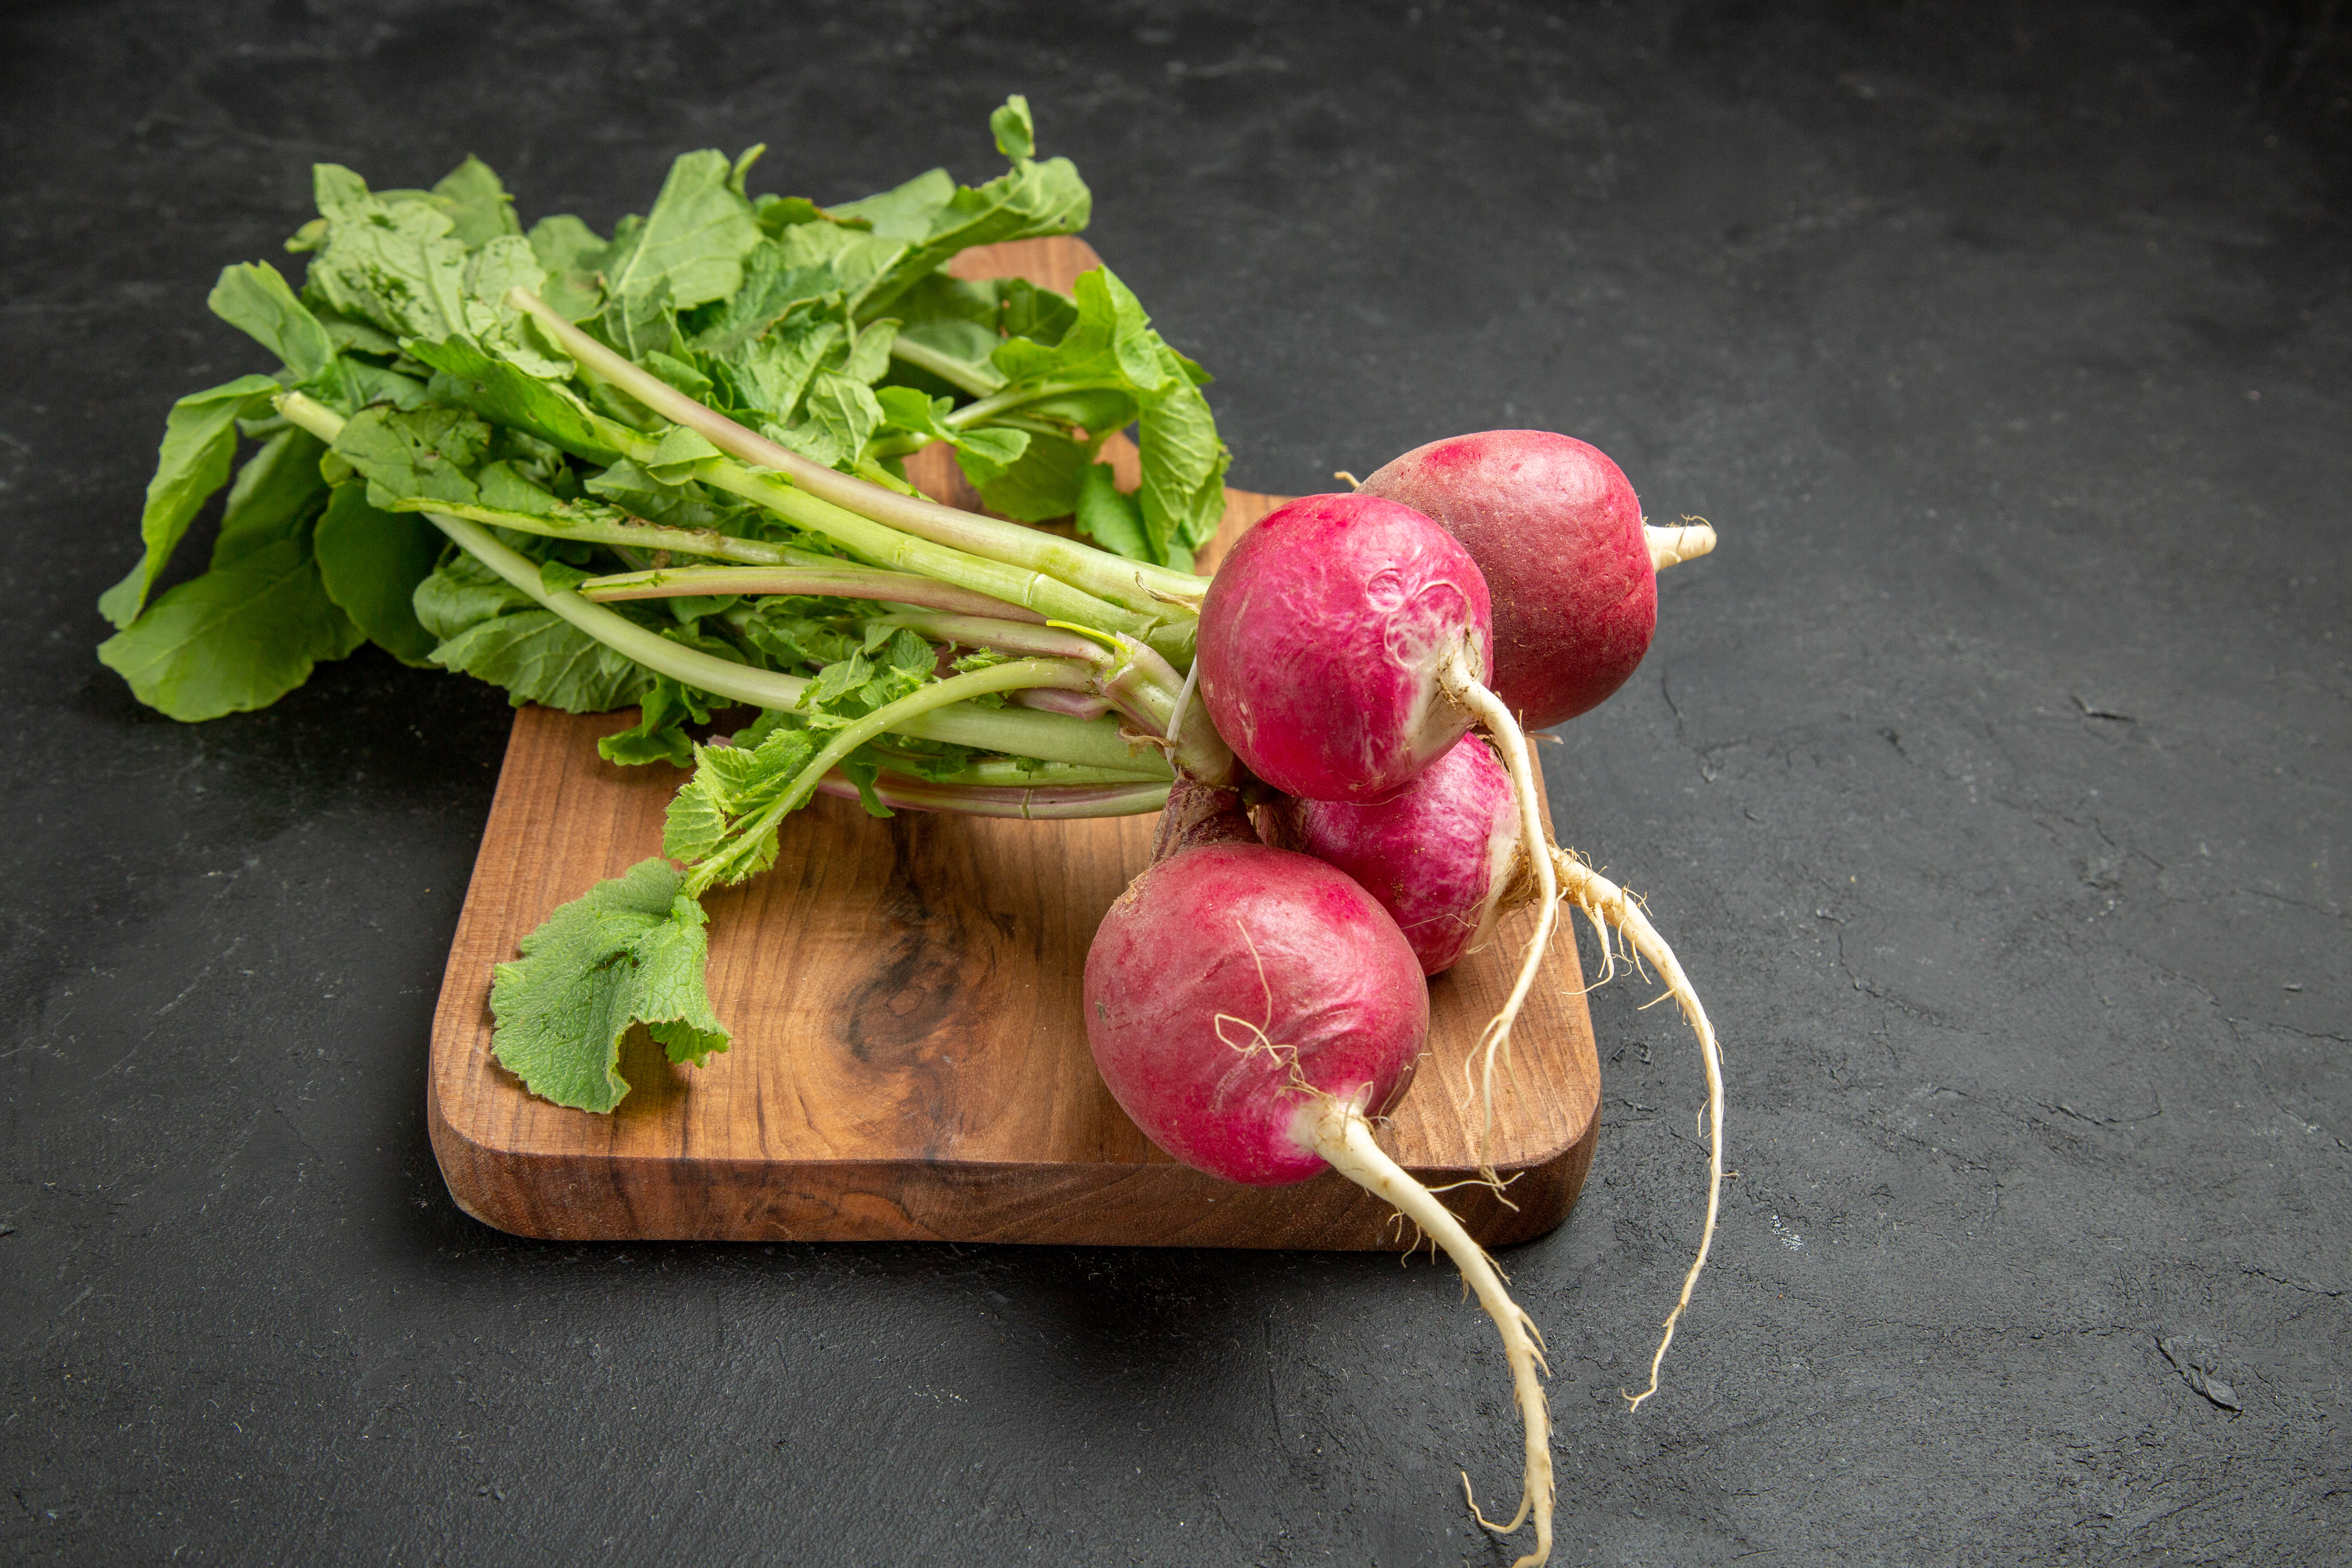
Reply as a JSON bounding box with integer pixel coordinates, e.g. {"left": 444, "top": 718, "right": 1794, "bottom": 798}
{"left": 425, "top": 239, "right": 1601, "bottom": 1249}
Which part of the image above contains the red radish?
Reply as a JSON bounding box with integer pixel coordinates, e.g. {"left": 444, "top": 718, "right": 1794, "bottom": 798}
{"left": 1194, "top": 492, "right": 1494, "bottom": 804}
{"left": 1265, "top": 734, "right": 1727, "bottom": 1412}
{"left": 1193, "top": 492, "right": 1563, "bottom": 1109}
{"left": 1085, "top": 780, "right": 1555, "bottom": 1565}
{"left": 1358, "top": 431, "right": 1714, "bottom": 731}
{"left": 1258, "top": 734, "right": 1520, "bottom": 977}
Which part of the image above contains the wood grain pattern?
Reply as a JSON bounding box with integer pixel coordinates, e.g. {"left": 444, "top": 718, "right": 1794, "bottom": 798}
{"left": 426, "top": 238, "right": 1601, "bottom": 1248}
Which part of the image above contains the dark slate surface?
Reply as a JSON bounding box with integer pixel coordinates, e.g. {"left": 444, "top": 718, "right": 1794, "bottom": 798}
{"left": 2, "top": 2, "right": 2344, "bottom": 1562}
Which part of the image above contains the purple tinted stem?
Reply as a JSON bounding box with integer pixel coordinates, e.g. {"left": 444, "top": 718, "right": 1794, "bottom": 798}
{"left": 1011, "top": 688, "right": 1116, "bottom": 719}
{"left": 580, "top": 565, "right": 1048, "bottom": 623}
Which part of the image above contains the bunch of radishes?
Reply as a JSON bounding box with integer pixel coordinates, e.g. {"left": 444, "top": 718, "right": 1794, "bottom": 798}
{"left": 1086, "top": 432, "right": 1722, "bottom": 1568}
{"left": 409, "top": 293, "right": 1722, "bottom": 1565}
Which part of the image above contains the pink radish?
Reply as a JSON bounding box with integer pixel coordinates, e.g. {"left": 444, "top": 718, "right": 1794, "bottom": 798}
{"left": 1258, "top": 733, "right": 1520, "bottom": 977}
{"left": 1194, "top": 492, "right": 1494, "bottom": 804}
{"left": 1193, "top": 492, "right": 1562, "bottom": 1122}
{"left": 1264, "top": 734, "right": 1726, "bottom": 1412}
{"left": 1358, "top": 431, "right": 1714, "bottom": 731}
{"left": 1085, "top": 780, "right": 1555, "bottom": 1564}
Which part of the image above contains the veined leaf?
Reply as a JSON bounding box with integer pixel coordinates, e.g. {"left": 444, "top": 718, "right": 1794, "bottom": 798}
{"left": 97, "top": 374, "right": 284, "bottom": 629}
{"left": 303, "top": 164, "right": 472, "bottom": 343}
{"left": 332, "top": 404, "right": 492, "bottom": 510}
{"left": 408, "top": 336, "right": 629, "bottom": 466}
{"left": 209, "top": 263, "right": 338, "bottom": 386}
{"left": 489, "top": 859, "right": 728, "bottom": 1113}
{"left": 431, "top": 156, "right": 523, "bottom": 249}
{"left": 601, "top": 149, "right": 763, "bottom": 316}
{"left": 96, "top": 534, "right": 361, "bottom": 722}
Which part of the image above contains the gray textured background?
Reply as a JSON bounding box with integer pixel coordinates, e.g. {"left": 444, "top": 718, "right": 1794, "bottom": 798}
{"left": 2, "top": 2, "right": 2345, "bottom": 1562}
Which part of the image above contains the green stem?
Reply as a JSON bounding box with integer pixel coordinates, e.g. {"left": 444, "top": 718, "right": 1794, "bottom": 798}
{"left": 940, "top": 378, "right": 1115, "bottom": 428}
{"left": 511, "top": 289, "right": 1205, "bottom": 617}
{"left": 865, "top": 431, "right": 933, "bottom": 461}
{"left": 408, "top": 498, "right": 801, "bottom": 568}
{"left": 864, "top": 752, "right": 1165, "bottom": 787}
{"left": 874, "top": 612, "right": 1111, "bottom": 664}
{"left": 888, "top": 338, "right": 1004, "bottom": 396}
{"left": 1102, "top": 635, "right": 1236, "bottom": 786}
{"left": 694, "top": 460, "right": 1155, "bottom": 635}
{"left": 686, "top": 657, "right": 1096, "bottom": 896}
{"left": 814, "top": 770, "right": 1168, "bottom": 819}
{"left": 581, "top": 565, "right": 1047, "bottom": 624}
{"left": 885, "top": 702, "right": 1168, "bottom": 774}
{"left": 430, "top": 513, "right": 815, "bottom": 708}
{"left": 277, "top": 392, "right": 1163, "bottom": 776}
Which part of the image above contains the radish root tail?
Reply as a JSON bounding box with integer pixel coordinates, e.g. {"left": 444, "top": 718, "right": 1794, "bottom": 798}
{"left": 1306, "top": 1100, "right": 1554, "bottom": 1568}
{"left": 1548, "top": 847, "right": 1726, "bottom": 1414}
{"left": 1646, "top": 517, "right": 1716, "bottom": 571}
{"left": 1441, "top": 645, "right": 1560, "bottom": 1184}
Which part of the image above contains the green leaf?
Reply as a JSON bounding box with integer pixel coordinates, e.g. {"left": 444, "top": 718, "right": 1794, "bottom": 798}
{"left": 488, "top": 859, "right": 729, "bottom": 1113}
{"left": 1074, "top": 459, "right": 1150, "bottom": 559}
{"left": 341, "top": 359, "right": 431, "bottom": 411}
{"left": 640, "top": 350, "right": 714, "bottom": 403}
{"left": 831, "top": 167, "right": 958, "bottom": 241}
{"left": 457, "top": 236, "right": 572, "bottom": 379}
{"left": 211, "top": 429, "right": 329, "bottom": 567}
{"left": 661, "top": 758, "right": 737, "bottom": 865}
{"left": 98, "top": 374, "right": 284, "bottom": 629}
{"left": 644, "top": 425, "right": 721, "bottom": 483}
{"left": 601, "top": 149, "right": 763, "bottom": 315}
{"left": 951, "top": 425, "right": 1029, "bottom": 470}
{"left": 688, "top": 242, "right": 842, "bottom": 358}
{"left": 874, "top": 385, "right": 955, "bottom": 445}
{"left": 413, "top": 549, "right": 531, "bottom": 638}
{"left": 413, "top": 552, "right": 651, "bottom": 712}
{"left": 581, "top": 458, "right": 741, "bottom": 530}
{"left": 302, "top": 164, "right": 472, "bottom": 342}
{"left": 599, "top": 270, "right": 680, "bottom": 361}
{"left": 208, "top": 263, "right": 337, "bottom": 385}
{"left": 313, "top": 482, "right": 441, "bottom": 664}
{"left": 331, "top": 404, "right": 492, "bottom": 509}
{"left": 597, "top": 676, "right": 712, "bottom": 768}
{"left": 663, "top": 723, "right": 821, "bottom": 886}
{"left": 313, "top": 309, "right": 401, "bottom": 358}
{"left": 841, "top": 319, "right": 900, "bottom": 385}
{"left": 96, "top": 534, "right": 361, "bottom": 722}
{"left": 769, "top": 370, "right": 883, "bottom": 469}
{"left": 428, "top": 605, "right": 653, "bottom": 713}
{"left": 431, "top": 156, "right": 522, "bottom": 249}
{"left": 408, "top": 336, "right": 629, "bottom": 465}
{"left": 474, "top": 460, "right": 564, "bottom": 516}
{"left": 752, "top": 194, "right": 849, "bottom": 236}
{"left": 990, "top": 94, "right": 1036, "bottom": 162}
{"left": 526, "top": 214, "right": 609, "bottom": 321}
{"left": 893, "top": 272, "right": 1076, "bottom": 349}
{"left": 829, "top": 102, "right": 1091, "bottom": 321}
{"left": 853, "top": 155, "right": 1092, "bottom": 319}
{"left": 713, "top": 300, "right": 843, "bottom": 423}
{"left": 1136, "top": 341, "right": 1231, "bottom": 555}
{"left": 630, "top": 895, "right": 730, "bottom": 1067}
{"left": 958, "top": 428, "right": 1091, "bottom": 522}
{"left": 961, "top": 263, "right": 1229, "bottom": 562}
